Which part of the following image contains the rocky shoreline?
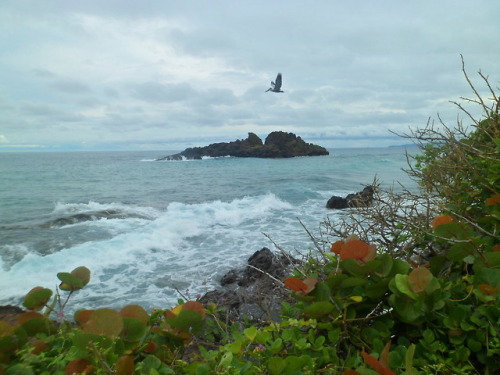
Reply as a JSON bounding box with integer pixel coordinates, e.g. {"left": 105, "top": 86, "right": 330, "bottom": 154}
{"left": 200, "top": 247, "right": 300, "bottom": 323}
{"left": 156, "top": 131, "right": 329, "bottom": 160}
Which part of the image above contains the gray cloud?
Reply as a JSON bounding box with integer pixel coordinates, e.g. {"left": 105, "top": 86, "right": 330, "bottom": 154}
{"left": 0, "top": 0, "right": 499, "bottom": 151}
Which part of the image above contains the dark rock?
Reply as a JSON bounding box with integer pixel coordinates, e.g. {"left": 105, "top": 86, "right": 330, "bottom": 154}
{"left": 326, "top": 185, "right": 375, "bottom": 209}
{"left": 156, "top": 131, "right": 329, "bottom": 160}
{"left": 0, "top": 305, "right": 24, "bottom": 326}
{"left": 199, "top": 247, "right": 300, "bottom": 323}
{"left": 220, "top": 270, "right": 239, "bottom": 286}
{"left": 326, "top": 195, "right": 349, "bottom": 209}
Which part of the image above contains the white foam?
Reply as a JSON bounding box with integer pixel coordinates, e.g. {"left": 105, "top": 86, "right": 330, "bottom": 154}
{"left": 0, "top": 193, "right": 299, "bottom": 312}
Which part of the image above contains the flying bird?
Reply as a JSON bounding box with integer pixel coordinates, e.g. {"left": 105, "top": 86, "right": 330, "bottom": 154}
{"left": 266, "top": 73, "right": 284, "bottom": 93}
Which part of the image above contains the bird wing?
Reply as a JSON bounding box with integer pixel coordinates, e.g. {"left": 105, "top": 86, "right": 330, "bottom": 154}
{"left": 274, "top": 73, "right": 282, "bottom": 91}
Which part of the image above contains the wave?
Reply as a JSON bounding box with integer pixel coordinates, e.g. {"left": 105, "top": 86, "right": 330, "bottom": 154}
{"left": 0, "top": 193, "right": 296, "bottom": 312}
{"left": 40, "top": 201, "right": 160, "bottom": 228}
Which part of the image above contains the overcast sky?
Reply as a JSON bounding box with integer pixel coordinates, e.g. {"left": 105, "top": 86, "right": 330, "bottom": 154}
{"left": 1, "top": 0, "right": 498, "bottom": 151}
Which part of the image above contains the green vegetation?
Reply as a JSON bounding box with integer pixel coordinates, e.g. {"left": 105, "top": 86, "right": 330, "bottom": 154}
{"left": 1, "top": 63, "right": 498, "bottom": 374}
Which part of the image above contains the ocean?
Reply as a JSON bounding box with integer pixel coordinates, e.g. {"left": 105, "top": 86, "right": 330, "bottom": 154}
{"left": 0, "top": 147, "right": 417, "bottom": 313}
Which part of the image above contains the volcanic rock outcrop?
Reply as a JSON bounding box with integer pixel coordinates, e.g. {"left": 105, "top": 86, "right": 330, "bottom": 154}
{"left": 156, "top": 131, "right": 329, "bottom": 160}
{"left": 326, "top": 186, "right": 375, "bottom": 209}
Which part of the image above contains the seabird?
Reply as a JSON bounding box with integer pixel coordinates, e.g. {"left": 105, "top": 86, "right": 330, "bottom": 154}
{"left": 265, "top": 73, "right": 284, "bottom": 93}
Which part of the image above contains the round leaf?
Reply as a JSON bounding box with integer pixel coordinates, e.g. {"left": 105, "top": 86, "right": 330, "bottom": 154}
{"left": 120, "top": 305, "right": 149, "bottom": 324}
{"left": 408, "top": 267, "right": 433, "bottom": 293}
{"left": 83, "top": 308, "right": 123, "bottom": 337}
{"left": 115, "top": 355, "right": 135, "bottom": 375}
{"left": 23, "top": 287, "right": 53, "bottom": 310}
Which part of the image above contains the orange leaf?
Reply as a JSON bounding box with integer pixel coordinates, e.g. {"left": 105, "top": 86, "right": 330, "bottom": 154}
{"left": 331, "top": 240, "right": 344, "bottom": 255}
{"left": 379, "top": 341, "right": 391, "bottom": 369}
{"left": 493, "top": 245, "right": 500, "bottom": 252}
{"left": 361, "top": 350, "right": 396, "bottom": 375}
{"left": 478, "top": 284, "right": 497, "bottom": 296}
{"left": 284, "top": 277, "right": 317, "bottom": 295}
{"left": 340, "top": 240, "right": 370, "bottom": 260}
{"left": 17, "top": 311, "right": 44, "bottom": 325}
{"left": 65, "top": 358, "right": 93, "bottom": 375}
{"left": 486, "top": 194, "right": 500, "bottom": 206}
{"left": 284, "top": 277, "right": 308, "bottom": 292}
{"left": 301, "top": 278, "right": 318, "bottom": 295}
{"left": 408, "top": 267, "right": 433, "bottom": 293}
{"left": 361, "top": 244, "right": 377, "bottom": 263}
{"left": 115, "top": 355, "right": 135, "bottom": 375}
{"left": 432, "top": 215, "right": 453, "bottom": 229}
{"left": 74, "top": 309, "right": 94, "bottom": 325}
{"left": 181, "top": 301, "right": 206, "bottom": 319}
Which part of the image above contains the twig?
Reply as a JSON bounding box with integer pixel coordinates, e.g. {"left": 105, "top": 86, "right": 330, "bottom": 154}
{"left": 246, "top": 265, "right": 284, "bottom": 286}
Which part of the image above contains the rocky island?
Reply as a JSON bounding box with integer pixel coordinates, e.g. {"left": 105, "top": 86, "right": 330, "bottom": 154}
{"left": 156, "top": 131, "right": 329, "bottom": 160}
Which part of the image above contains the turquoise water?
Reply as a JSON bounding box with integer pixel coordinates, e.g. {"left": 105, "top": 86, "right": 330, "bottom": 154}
{"left": 0, "top": 147, "right": 417, "bottom": 311}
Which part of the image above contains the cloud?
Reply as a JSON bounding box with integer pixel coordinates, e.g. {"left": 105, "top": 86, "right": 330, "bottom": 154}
{"left": 0, "top": 1, "right": 499, "bottom": 151}
{"left": 0, "top": 135, "right": 8, "bottom": 143}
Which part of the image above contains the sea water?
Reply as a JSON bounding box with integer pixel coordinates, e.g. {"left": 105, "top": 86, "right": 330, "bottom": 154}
{"left": 0, "top": 147, "right": 417, "bottom": 312}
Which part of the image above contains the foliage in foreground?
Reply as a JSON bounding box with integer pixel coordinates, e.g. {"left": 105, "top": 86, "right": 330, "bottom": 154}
{"left": 1, "top": 63, "right": 499, "bottom": 374}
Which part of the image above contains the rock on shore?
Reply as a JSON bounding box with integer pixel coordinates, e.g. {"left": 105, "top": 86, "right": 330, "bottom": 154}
{"left": 156, "top": 131, "right": 329, "bottom": 160}
{"left": 200, "top": 247, "right": 300, "bottom": 322}
{"left": 326, "top": 186, "right": 375, "bottom": 209}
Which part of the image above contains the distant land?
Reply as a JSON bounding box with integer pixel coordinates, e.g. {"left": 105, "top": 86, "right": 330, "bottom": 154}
{"left": 388, "top": 143, "right": 418, "bottom": 148}
{"left": 156, "top": 131, "right": 329, "bottom": 160}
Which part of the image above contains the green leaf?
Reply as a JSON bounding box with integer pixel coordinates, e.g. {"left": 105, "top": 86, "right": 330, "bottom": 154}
{"left": 58, "top": 266, "right": 91, "bottom": 291}
{"left": 341, "top": 276, "right": 367, "bottom": 288}
{"left": 394, "top": 274, "right": 418, "bottom": 299}
{"left": 268, "top": 357, "right": 285, "bottom": 375}
{"left": 244, "top": 326, "right": 258, "bottom": 341}
{"left": 302, "top": 301, "right": 334, "bottom": 318}
{"left": 121, "top": 318, "right": 148, "bottom": 342}
{"left": 376, "top": 254, "right": 394, "bottom": 277}
{"left": 474, "top": 267, "right": 500, "bottom": 288}
{"left": 219, "top": 352, "right": 233, "bottom": 368}
{"left": 23, "top": 287, "right": 53, "bottom": 310}
{"left": 389, "top": 259, "right": 411, "bottom": 277}
{"left": 405, "top": 343, "right": 416, "bottom": 375}
{"left": 166, "top": 310, "right": 204, "bottom": 335}
{"left": 340, "top": 258, "right": 363, "bottom": 276}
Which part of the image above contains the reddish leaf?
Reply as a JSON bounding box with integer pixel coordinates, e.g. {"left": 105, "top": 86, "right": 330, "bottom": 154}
{"left": 30, "top": 339, "right": 49, "bottom": 355}
{"left": 340, "top": 240, "right": 370, "bottom": 260}
{"left": 120, "top": 305, "right": 149, "bottom": 324}
{"left": 284, "top": 277, "right": 308, "bottom": 292}
{"left": 493, "top": 245, "right": 500, "bottom": 252}
{"left": 284, "top": 277, "right": 317, "bottom": 295}
{"left": 485, "top": 194, "right": 500, "bottom": 206}
{"left": 17, "top": 311, "right": 44, "bottom": 325}
{"left": 74, "top": 309, "right": 95, "bottom": 325}
{"left": 361, "top": 244, "right": 377, "bottom": 263}
{"left": 408, "top": 267, "right": 433, "bottom": 293}
{"left": 83, "top": 308, "right": 123, "bottom": 337}
{"left": 143, "top": 340, "right": 158, "bottom": 354}
{"left": 478, "top": 284, "right": 497, "bottom": 296}
{"left": 181, "top": 301, "right": 206, "bottom": 319}
{"left": 65, "top": 358, "right": 93, "bottom": 375}
{"left": 115, "top": 355, "right": 135, "bottom": 375}
{"left": 361, "top": 350, "right": 396, "bottom": 375}
{"left": 432, "top": 215, "right": 453, "bottom": 229}
{"left": 379, "top": 341, "right": 391, "bottom": 369}
{"left": 331, "top": 240, "right": 344, "bottom": 255}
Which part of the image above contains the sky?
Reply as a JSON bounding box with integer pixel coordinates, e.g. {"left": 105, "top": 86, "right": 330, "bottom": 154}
{"left": 0, "top": 1, "right": 499, "bottom": 152}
